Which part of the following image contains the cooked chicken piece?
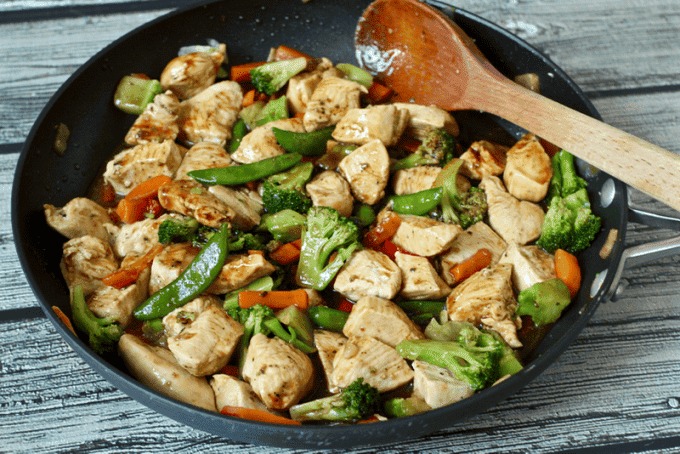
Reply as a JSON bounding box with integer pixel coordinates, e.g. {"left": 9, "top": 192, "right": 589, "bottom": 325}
{"left": 394, "top": 252, "right": 451, "bottom": 300}
{"left": 87, "top": 265, "right": 149, "bottom": 328}
{"left": 207, "top": 252, "right": 277, "bottom": 295}
{"left": 333, "top": 250, "right": 402, "bottom": 301}
{"left": 332, "top": 105, "right": 410, "bottom": 147}
{"left": 174, "top": 141, "right": 233, "bottom": 180}
{"left": 286, "top": 70, "right": 323, "bottom": 115}
{"left": 412, "top": 360, "right": 474, "bottom": 409}
{"left": 118, "top": 334, "right": 217, "bottom": 412}
{"left": 103, "top": 140, "right": 184, "bottom": 195}
{"left": 390, "top": 214, "right": 462, "bottom": 257}
{"left": 149, "top": 242, "right": 198, "bottom": 294}
{"left": 343, "top": 296, "right": 425, "bottom": 347}
{"left": 160, "top": 45, "right": 226, "bottom": 100}
{"left": 480, "top": 176, "right": 544, "bottom": 245}
{"left": 158, "top": 179, "right": 236, "bottom": 229}
{"left": 124, "top": 90, "right": 180, "bottom": 146}
{"left": 163, "top": 295, "right": 222, "bottom": 337}
{"left": 167, "top": 305, "right": 243, "bottom": 376}
{"left": 208, "top": 185, "right": 261, "bottom": 231}
{"left": 439, "top": 221, "right": 508, "bottom": 286}
{"left": 303, "top": 76, "right": 367, "bottom": 131}
{"left": 304, "top": 289, "right": 325, "bottom": 307}
{"left": 459, "top": 140, "right": 508, "bottom": 180}
{"left": 392, "top": 166, "right": 441, "bottom": 195}
{"left": 331, "top": 336, "right": 413, "bottom": 393}
{"left": 44, "top": 197, "right": 113, "bottom": 241}
{"left": 231, "top": 118, "right": 305, "bottom": 164}
{"left": 499, "top": 243, "right": 556, "bottom": 292}
{"left": 61, "top": 235, "right": 118, "bottom": 297}
{"left": 305, "top": 170, "right": 353, "bottom": 217}
{"left": 113, "top": 213, "right": 171, "bottom": 258}
{"left": 446, "top": 263, "right": 522, "bottom": 348}
{"left": 337, "top": 139, "right": 390, "bottom": 205}
{"left": 314, "top": 329, "right": 348, "bottom": 393}
{"left": 177, "top": 80, "right": 243, "bottom": 147}
{"left": 242, "top": 333, "right": 315, "bottom": 410}
{"left": 503, "top": 133, "right": 552, "bottom": 202}
{"left": 210, "top": 374, "right": 272, "bottom": 414}
{"left": 392, "top": 103, "right": 459, "bottom": 139}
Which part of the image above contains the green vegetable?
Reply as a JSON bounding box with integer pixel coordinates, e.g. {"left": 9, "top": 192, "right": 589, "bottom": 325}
{"left": 383, "top": 396, "right": 431, "bottom": 418}
{"left": 296, "top": 206, "right": 361, "bottom": 290}
{"left": 307, "top": 306, "right": 350, "bottom": 331}
{"left": 188, "top": 152, "right": 302, "bottom": 185}
{"left": 261, "top": 161, "right": 314, "bottom": 214}
{"left": 272, "top": 126, "right": 335, "bottom": 156}
{"left": 396, "top": 300, "right": 446, "bottom": 324}
{"left": 70, "top": 284, "right": 122, "bottom": 354}
{"left": 250, "top": 57, "right": 307, "bottom": 95}
{"left": 275, "top": 306, "right": 314, "bottom": 343}
{"left": 228, "top": 119, "right": 248, "bottom": 153}
{"left": 157, "top": 215, "right": 216, "bottom": 247}
{"left": 289, "top": 378, "right": 379, "bottom": 422}
{"left": 336, "top": 63, "right": 373, "bottom": 87}
{"left": 239, "top": 100, "right": 266, "bottom": 130}
{"left": 113, "top": 75, "right": 162, "bottom": 115}
{"left": 223, "top": 276, "right": 275, "bottom": 311}
{"left": 417, "top": 127, "right": 457, "bottom": 164}
{"left": 391, "top": 152, "right": 439, "bottom": 172}
{"left": 227, "top": 231, "right": 268, "bottom": 252}
{"left": 536, "top": 150, "right": 601, "bottom": 254}
{"left": 262, "top": 209, "right": 307, "bottom": 242}
{"left": 133, "top": 223, "right": 230, "bottom": 320}
{"left": 436, "top": 159, "right": 488, "bottom": 229}
{"left": 391, "top": 187, "right": 443, "bottom": 216}
{"left": 516, "top": 278, "right": 572, "bottom": 325}
{"left": 349, "top": 203, "right": 376, "bottom": 228}
{"left": 253, "top": 96, "right": 289, "bottom": 127}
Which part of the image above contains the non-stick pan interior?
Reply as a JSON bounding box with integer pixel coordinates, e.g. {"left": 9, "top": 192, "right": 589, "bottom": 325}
{"left": 12, "top": 0, "right": 627, "bottom": 448}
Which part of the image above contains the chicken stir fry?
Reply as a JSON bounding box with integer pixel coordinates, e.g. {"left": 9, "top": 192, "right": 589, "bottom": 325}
{"left": 44, "top": 42, "right": 601, "bottom": 424}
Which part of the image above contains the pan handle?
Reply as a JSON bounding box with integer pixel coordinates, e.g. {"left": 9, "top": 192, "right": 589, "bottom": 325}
{"left": 607, "top": 199, "right": 680, "bottom": 301}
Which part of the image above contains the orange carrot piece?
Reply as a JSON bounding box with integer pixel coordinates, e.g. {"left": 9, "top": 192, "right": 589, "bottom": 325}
{"left": 52, "top": 306, "right": 76, "bottom": 335}
{"left": 274, "top": 45, "right": 312, "bottom": 61}
{"left": 230, "top": 61, "right": 267, "bottom": 83}
{"left": 116, "top": 198, "right": 142, "bottom": 224}
{"left": 362, "top": 212, "right": 402, "bottom": 249}
{"left": 125, "top": 175, "right": 172, "bottom": 201}
{"left": 555, "top": 249, "right": 581, "bottom": 298}
{"left": 100, "top": 181, "right": 117, "bottom": 204}
{"left": 103, "top": 244, "right": 164, "bottom": 289}
{"left": 238, "top": 289, "right": 309, "bottom": 310}
{"left": 368, "top": 81, "right": 394, "bottom": 103}
{"left": 450, "top": 248, "right": 493, "bottom": 284}
{"left": 220, "top": 405, "right": 302, "bottom": 425}
{"left": 218, "top": 365, "right": 240, "bottom": 377}
{"left": 397, "top": 136, "right": 422, "bottom": 154}
{"left": 242, "top": 89, "right": 256, "bottom": 107}
{"left": 270, "top": 241, "right": 302, "bottom": 265}
{"left": 293, "top": 112, "right": 305, "bottom": 119}
{"left": 337, "top": 298, "right": 354, "bottom": 313}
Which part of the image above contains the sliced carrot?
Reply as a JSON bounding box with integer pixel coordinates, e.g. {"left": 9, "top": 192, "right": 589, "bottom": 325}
{"left": 274, "top": 45, "right": 312, "bottom": 61}
{"left": 117, "top": 175, "right": 171, "bottom": 223}
{"left": 270, "top": 241, "right": 302, "bottom": 265}
{"left": 362, "top": 212, "right": 402, "bottom": 249}
{"left": 218, "top": 365, "right": 240, "bottom": 377}
{"left": 103, "top": 244, "right": 164, "bottom": 289}
{"left": 143, "top": 198, "right": 164, "bottom": 219}
{"left": 555, "top": 249, "right": 581, "bottom": 298}
{"left": 116, "top": 198, "right": 142, "bottom": 224}
{"left": 293, "top": 112, "right": 305, "bottom": 119}
{"left": 238, "top": 289, "right": 309, "bottom": 310}
{"left": 100, "top": 181, "right": 117, "bottom": 204}
{"left": 230, "top": 61, "right": 267, "bottom": 83}
{"left": 336, "top": 298, "right": 354, "bottom": 313}
{"left": 368, "top": 81, "right": 394, "bottom": 103}
{"left": 125, "top": 175, "right": 172, "bottom": 201}
{"left": 397, "top": 136, "right": 422, "bottom": 154}
{"left": 242, "top": 89, "right": 256, "bottom": 108}
{"left": 220, "top": 405, "right": 302, "bottom": 425}
{"left": 450, "top": 248, "right": 492, "bottom": 284}
{"left": 52, "top": 305, "right": 76, "bottom": 335}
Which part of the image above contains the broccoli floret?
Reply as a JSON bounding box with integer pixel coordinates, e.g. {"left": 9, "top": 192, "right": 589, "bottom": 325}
{"left": 436, "top": 159, "right": 488, "bottom": 229}
{"left": 261, "top": 162, "right": 314, "bottom": 214}
{"left": 250, "top": 57, "right": 308, "bottom": 95}
{"left": 516, "top": 278, "right": 572, "bottom": 325}
{"left": 392, "top": 151, "right": 439, "bottom": 172}
{"left": 157, "top": 216, "right": 216, "bottom": 247}
{"left": 70, "top": 285, "right": 122, "bottom": 355}
{"left": 417, "top": 127, "right": 457, "bottom": 164}
{"left": 289, "top": 378, "right": 379, "bottom": 422}
{"left": 296, "top": 206, "right": 360, "bottom": 290}
{"left": 228, "top": 231, "right": 268, "bottom": 252}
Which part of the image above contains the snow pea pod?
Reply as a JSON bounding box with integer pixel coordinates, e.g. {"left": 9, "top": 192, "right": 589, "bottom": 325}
{"left": 188, "top": 153, "right": 302, "bottom": 185}
{"left": 133, "top": 223, "right": 230, "bottom": 320}
{"left": 308, "top": 306, "right": 349, "bottom": 331}
{"left": 272, "top": 126, "right": 335, "bottom": 156}
{"left": 391, "top": 187, "right": 443, "bottom": 216}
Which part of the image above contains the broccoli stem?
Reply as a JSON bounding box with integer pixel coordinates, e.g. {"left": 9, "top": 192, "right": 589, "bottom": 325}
{"left": 71, "top": 285, "right": 122, "bottom": 354}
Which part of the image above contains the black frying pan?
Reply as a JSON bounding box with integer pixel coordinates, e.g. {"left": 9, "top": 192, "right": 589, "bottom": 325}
{"left": 12, "top": 0, "right": 631, "bottom": 448}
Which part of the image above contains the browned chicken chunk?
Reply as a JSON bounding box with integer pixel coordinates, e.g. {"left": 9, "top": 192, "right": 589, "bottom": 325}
{"left": 44, "top": 197, "right": 114, "bottom": 241}
{"left": 503, "top": 133, "right": 553, "bottom": 202}
{"left": 160, "top": 45, "right": 226, "bottom": 100}
{"left": 343, "top": 296, "right": 425, "bottom": 347}
{"left": 158, "top": 179, "right": 236, "bottom": 228}
{"left": 124, "top": 90, "right": 180, "bottom": 146}
{"left": 332, "top": 104, "right": 410, "bottom": 147}
{"left": 303, "top": 76, "right": 367, "bottom": 131}
{"left": 337, "top": 139, "right": 390, "bottom": 205}
{"left": 333, "top": 249, "right": 402, "bottom": 301}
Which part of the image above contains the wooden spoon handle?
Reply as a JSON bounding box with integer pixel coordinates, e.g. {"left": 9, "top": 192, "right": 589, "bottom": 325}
{"left": 471, "top": 75, "right": 680, "bottom": 210}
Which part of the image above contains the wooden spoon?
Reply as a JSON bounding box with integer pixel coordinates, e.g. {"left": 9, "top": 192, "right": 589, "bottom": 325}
{"left": 356, "top": 0, "right": 680, "bottom": 210}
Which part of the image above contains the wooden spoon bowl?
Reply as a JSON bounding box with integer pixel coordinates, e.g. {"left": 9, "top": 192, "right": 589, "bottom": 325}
{"left": 356, "top": 0, "right": 680, "bottom": 211}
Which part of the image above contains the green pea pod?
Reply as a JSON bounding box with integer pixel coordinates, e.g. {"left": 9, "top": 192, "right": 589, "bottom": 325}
{"left": 308, "top": 306, "right": 350, "bottom": 331}
{"left": 391, "top": 187, "right": 443, "bottom": 216}
{"left": 188, "top": 153, "right": 302, "bottom": 185}
{"left": 272, "top": 126, "right": 335, "bottom": 156}
{"left": 228, "top": 119, "right": 248, "bottom": 153}
{"left": 396, "top": 300, "right": 446, "bottom": 318}
{"left": 133, "top": 223, "right": 230, "bottom": 320}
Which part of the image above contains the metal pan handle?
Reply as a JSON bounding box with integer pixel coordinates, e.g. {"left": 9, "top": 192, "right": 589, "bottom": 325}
{"left": 607, "top": 197, "right": 680, "bottom": 301}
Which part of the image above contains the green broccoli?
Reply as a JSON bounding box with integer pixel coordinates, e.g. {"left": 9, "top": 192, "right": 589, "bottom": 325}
{"left": 391, "top": 151, "right": 439, "bottom": 172}
{"left": 296, "top": 206, "right": 361, "bottom": 290}
{"left": 228, "top": 231, "right": 268, "bottom": 252}
{"left": 417, "top": 127, "right": 457, "bottom": 164}
{"left": 436, "top": 159, "right": 487, "bottom": 229}
{"left": 536, "top": 150, "right": 601, "bottom": 254}
{"left": 289, "top": 378, "right": 379, "bottom": 422}
{"left": 261, "top": 209, "right": 307, "bottom": 242}
{"left": 516, "top": 278, "right": 572, "bottom": 325}
{"left": 261, "top": 162, "right": 314, "bottom": 214}
{"left": 157, "top": 216, "right": 216, "bottom": 247}
{"left": 70, "top": 285, "right": 122, "bottom": 355}
{"left": 250, "top": 57, "right": 307, "bottom": 95}
{"left": 383, "top": 395, "right": 431, "bottom": 418}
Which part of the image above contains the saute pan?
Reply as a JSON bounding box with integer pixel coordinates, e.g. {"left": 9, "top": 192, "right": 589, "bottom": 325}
{"left": 12, "top": 0, "right": 680, "bottom": 448}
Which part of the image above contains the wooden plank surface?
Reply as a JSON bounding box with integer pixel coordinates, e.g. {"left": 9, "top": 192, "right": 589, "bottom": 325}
{"left": 2, "top": 0, "right": 680, "bottom": 452}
